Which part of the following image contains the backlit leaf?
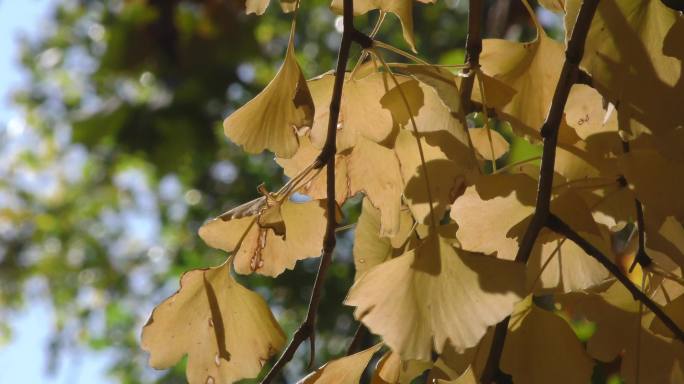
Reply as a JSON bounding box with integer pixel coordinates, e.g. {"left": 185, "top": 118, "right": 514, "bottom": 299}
{"left": 141, "top": 261, "right": 285, "bottom": 384}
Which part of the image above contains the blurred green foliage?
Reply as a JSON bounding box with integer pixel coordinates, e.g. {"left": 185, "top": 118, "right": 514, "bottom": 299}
{"left": 0, "top": 0, "right": 561, "bottom": 382}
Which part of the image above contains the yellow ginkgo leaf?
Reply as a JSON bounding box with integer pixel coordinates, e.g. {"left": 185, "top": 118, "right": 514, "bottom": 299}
{"left": 564, "top": 0, "right": 684, "bottom": 139}
{"left": 345, "top": 233, "right": 526, "bottom": 360}
{"left": 468, "top": 127, "right": 510, "bottom": 161}
{"left": 394, "top": 130, "right": 473, "bottom": 225}
{"left": 450, "top": 173, "right": 537, "bottom": 259}
{"left": 308, "top": 68, "right": 467, "bottom": 152}
{"left": 353, "top": 198, "right": 414, "bottom": 282}
{"left": 371, "top": 350, "right": 432, "bottom": 384}
{"left": 619, "top": 149, "right": 684, "bottom": 219}
{"left": 428, "top": 332, "right": 493, "bottom": 383}
{"left": 298, "top": 343, "right": 383, "bottom": 384}
{"left": 476, "top": 29, "right": 564, "bottom": 139}
{"left": 559, "top": 284, "right": 684, "bottom": 384}
{"left": 224, "top": 28, "right": 313, "bottom": 158}
{"left": 452, "top": 174, "right": 613, "bottom": 293}
{"left": 308, "top": 70, "right": 396, "bottom": 152}
{"left": 141, "top": 261, "right": 286, "bottom": 384}
{"left": 348, "top": 137, "right": 405, "bottom": 237}
{"left": 199, "top": 199, "right": 327, "bottom": 276}
{"left": 500, "top": 297, "right": 594, "bottom": 384}
{"left": 562, "top": 84, "right": 606, "bottom": 140}
{"left": 245, "top": 0, "right": 297, "bottom": 14}
{"left": 379, "top": 76, "right": 470, "bottom": 146}
{"left": 330, "top": 0, "right": 435, "bottom": 51}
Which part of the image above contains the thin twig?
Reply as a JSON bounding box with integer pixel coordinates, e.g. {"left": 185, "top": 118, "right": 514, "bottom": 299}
{"left": 259, "top": 1, "right": 371, "bottom": 381}
{"left": 480, "top": 1, "right": 601, "bottom": 382}
{"left": 621, "top": 140, "right": 653, "bottom": 272}
{"left": 547, "top": 214, "right": 684, "bottom": 342}
{"left": 460, "top": 0, "right": 482, "bottom": 112}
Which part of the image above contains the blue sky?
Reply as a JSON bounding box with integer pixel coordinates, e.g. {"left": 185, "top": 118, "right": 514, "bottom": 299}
{"left": 0, "top": 1, "right": 113, "bottom": 383}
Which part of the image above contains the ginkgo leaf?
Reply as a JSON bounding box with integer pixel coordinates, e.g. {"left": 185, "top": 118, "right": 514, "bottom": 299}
{"left": 199, "top": 199, "right": 327, "bottom": 276}
{"left": 141, "top": 261, "right": 286, "bottom": 384}
{"left": 618, "top": 149, "right": 684, "bottom": 219}
{"left": 558, "top": 284, "right": 684, "bottom": 383}
{"left": 451, "top": 174, "right": 613, "bottom": 293}
{"left": 348, "top": 137, "right": 405, "bottom": 237}
{"left": 500, "top": 297, "right": 594, "bottom": 384}
{"left": 538, "top": 0, "right": 565, "bottom": 12}
{"left": 308, "top": 70, "right": 396, "bottom": 152}
{"left": 564, "top": 0, "right": 684, "bottom": 139}
{"left": 435, "top": 367, "right": 477, "bottom": 384}
{"left": 562, "top": 84, "right": 606, "bottom": 140}
{"left": 380, "top": 76, "right": 469, "bottom": 145}
{"left": 476, "top": 28, "right": 564, "bottom": 139}
{"left": 345, "top": 233, "right": 526, "bottom": 360}
{"left": 298, "top": 343, "right": 383, "bottom": 384}
{"left": 651, "top": 294, "right": 684, "bottom": 339}
{"left": 428, "top": 331, "right": 493, "bottom": 382}
{"left": 308, "top": 68, "right": 468, "bottom": 152}
{"left": 371, "top": 350, "right": 432, "bottom": 384}
{"left": 468, "top": 127, "right": 509, "bottom": 161}
{"left": 394, "top": 130, "right": 473, "bottom": 225}
{"left": 330, "top": 0, "right": 435, "bottom": 52}
{"left": 354, "top": 198, "right": 414, "bottom": 281}
{"left": 224, "top": 28, "right": 313, "bottom": 158}
{"left": 450, "top": 173, "right": 537, "bottom": 259}
{"left": 245, "top": 0, "right": 297, "bottom": 14}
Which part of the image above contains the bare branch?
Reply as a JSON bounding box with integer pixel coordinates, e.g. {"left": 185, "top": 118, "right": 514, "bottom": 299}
{"left": 480, "top": 1, "right": 600, "bottom": 382}
{"left": 260, "top": 1, "right": 371, "bottom": 381}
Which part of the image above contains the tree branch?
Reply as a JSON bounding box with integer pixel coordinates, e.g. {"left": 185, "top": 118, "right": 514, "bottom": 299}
{"left": 546, "top": 214, "right": 684, "bottom": 341}
{"left": 260, "top": 2, "right": 371, "bottom": 382}
{"left": 480, "top": 1, "right": 600, "bottom": 382}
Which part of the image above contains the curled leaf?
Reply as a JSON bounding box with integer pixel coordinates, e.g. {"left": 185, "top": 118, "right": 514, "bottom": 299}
{"left": 224, "top": 29, "right": 313, "bottom": 158}
{"left": 199, "top": 198, "right": 327, "bottom": 276}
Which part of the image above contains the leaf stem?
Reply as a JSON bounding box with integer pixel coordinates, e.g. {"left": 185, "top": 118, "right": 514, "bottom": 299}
{"left": 374, "top": 40, "right": 430, "bottom": 65}
{"left": 621, "top": 140, "right": 653, "bottom": 272}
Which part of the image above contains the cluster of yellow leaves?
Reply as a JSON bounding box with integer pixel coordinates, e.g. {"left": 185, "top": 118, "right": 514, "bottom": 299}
{"left": 140, "top": 0, "right": 684, "bottom": 382}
